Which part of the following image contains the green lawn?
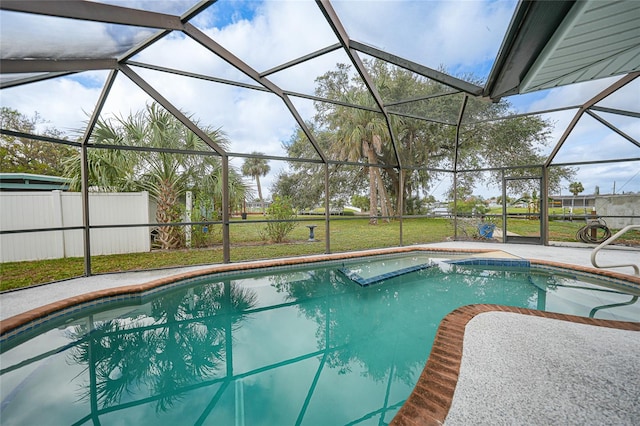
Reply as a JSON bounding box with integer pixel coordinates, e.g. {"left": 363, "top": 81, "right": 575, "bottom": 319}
{"left": 1, "top": 217, "right": 637, "bottom": 291}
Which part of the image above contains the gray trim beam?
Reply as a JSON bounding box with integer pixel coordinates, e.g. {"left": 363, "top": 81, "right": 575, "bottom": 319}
{"left": 90, "top": 143, "right": 220, "bottom": 157}
{"left": 349, "top": 40, "right": 483, "bottom": 96}
{"left": 183, "top": 24, "right": 280, "bottom": 95}
{"left": 81, "top": 70, "right": 118, "bottom": 148}
{"left": 0, "top": 59, "right": 118, "bottom": 74}
{"left": 484, "top": 0, "right": 576, "bottom": 99}
{"left": 285, "top": 91, "right": 380, "bottom": 113}
{"left": 119, "top": 64, "right": 227, "bottom": 156}
{"left": 541, "top": 166, "right": 549, "bottom": 245}
{"left": 0, "top": 0, "right": 183, "bottom": 30}
{"left": 324, "top": 163, "right": 331, "bottom": 254}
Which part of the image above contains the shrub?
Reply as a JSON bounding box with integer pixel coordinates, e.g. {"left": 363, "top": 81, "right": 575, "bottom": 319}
{"left": 190, "top": 197, "right": 221, "bottom": 248}
{"left": 262, "top": 196, "right": 297, "bottom": 243}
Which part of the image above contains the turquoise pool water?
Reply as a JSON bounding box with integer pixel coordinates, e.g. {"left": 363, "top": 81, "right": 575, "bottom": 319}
{"left": 1, "top": 254, "right": 638, "bottom": 425}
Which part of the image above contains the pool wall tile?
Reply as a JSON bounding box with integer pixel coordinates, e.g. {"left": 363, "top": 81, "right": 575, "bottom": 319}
{"left": 446, "top": 258, "right": 531, "bottom": 268}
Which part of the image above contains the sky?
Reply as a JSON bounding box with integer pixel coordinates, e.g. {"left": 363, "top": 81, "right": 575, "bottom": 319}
{"left": 1, "top": 0, "right": 638, "bottom": 201}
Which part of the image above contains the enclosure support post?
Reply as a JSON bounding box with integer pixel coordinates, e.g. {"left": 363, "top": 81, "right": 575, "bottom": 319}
{"left": 222, "top": 155, "right": 231, "bottom": 263}
{"left": 452, "top": 95, "right": 468, "bottom": 241}
{"left": 399, "top": 167, "right": 404, "bottom": 246}
{"left": 80, "top": 145, "right": 91, "bottom": 276}
{"left": 541, "top": 166, "right": 549, "bottom": 245}
{"left": 78, "top": 70, "right": 117, "bottom": 276}
{"left": 501, "top": 170, "right": 507, "bottom": 243}
{"left": 324, "top": 163, "right": 331, "bottom": 254}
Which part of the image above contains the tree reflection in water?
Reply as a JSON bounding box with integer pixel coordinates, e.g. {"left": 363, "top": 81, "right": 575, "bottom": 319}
{"left": 271, "top": 263, "right": 539, "bottom": 388}
{"left": 271, "top": 266, "right": 437, "bottom": 386}
{"left": 54, "top": 260, "right": 538, "bottom": 424}
{"left": 67, "top": 281, "right": 257, "bottom": 412}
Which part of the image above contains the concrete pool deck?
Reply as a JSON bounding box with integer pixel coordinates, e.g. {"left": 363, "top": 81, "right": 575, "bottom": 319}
{"left": 1, "top": 242, "right": 639, "bottom": 425}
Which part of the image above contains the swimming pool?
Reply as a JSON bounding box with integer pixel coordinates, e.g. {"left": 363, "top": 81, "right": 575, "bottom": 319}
{"left": 1, "top": 251, "right": 638, "bottom": 425}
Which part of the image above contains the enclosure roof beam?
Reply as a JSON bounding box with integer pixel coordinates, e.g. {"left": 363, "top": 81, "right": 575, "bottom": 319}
{"left": 0, "top": 0, "right": 184, "bottom": 30}
{"left": 349, "top": 40, "right": 483, "bottom": 97}
{"left": 589, "top": 106, "right": 640, "bottom": 120}
{"left": 387, "top": 111, "right": 455, "bottom": 127}
{"left": 127, "top": 60, "right": 382, "bottom": 115}
{"left": 119, "top": 64, "right": 227, "bottom": 156}
{"left": 545, "top": 72, "right": 640, "bottom": 166}
{"left": 181, "top": 0, "right": 218, "bottom": 23}
{"left": 183, "top": 23, "right": 328, "bottom": 163}
{"left": 384, "top": 91, "right": 461, "bottom": 107}
{"left": 0, "top": 71, "right": 76, "bottom": 89}
{"left": 118, "top": 1, "right": 217, "bottom": 63}
{"left": 260, "top": 43, "right": 342, "bottom": 77}
{"left": 316, "top": 0, "right": 402, "bottom": 168}
{"left": 0, "top": 129, "right": 79, "bottom": 147}
{"left": 585, "top": 110, "right": 640, "bottom": 149}
{"left": 0, "top": 59, "right": 118, "bottom": 74}
{"left": 81, "top": 70, "right": 118, "bottom": 147}
{"left": 467, "top": 105, "right": 581, "bottom": 125}
{"left": 550, "top": 157, "right": 640, "bottom": 168}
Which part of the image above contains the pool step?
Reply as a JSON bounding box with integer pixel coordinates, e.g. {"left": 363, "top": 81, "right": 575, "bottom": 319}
{"left": 339, "top": 262, "right": 434, "bottom": 287}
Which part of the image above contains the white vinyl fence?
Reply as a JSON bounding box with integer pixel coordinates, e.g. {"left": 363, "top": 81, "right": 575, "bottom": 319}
{"left": 0, "top": 191, "right": 150, "bottom": 262}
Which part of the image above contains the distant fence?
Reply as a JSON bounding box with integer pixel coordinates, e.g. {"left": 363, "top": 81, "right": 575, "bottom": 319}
{"left": 0, "top": 191, "right": 150, "bottom": 262}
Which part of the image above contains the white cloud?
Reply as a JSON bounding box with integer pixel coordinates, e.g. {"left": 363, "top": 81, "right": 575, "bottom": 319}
{"left": 2, "top": 0, "right": 637, "bottom": 200}
{"left": 331, "top": 0, "right": 516, "bottom": 75}
{"left": 1, "top": 73, "right": 106, "bottom": 135}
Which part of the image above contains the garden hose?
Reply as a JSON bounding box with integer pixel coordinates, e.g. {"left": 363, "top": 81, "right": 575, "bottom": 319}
{"left": 576, "top": 218, "right": 612, "bottom": 244}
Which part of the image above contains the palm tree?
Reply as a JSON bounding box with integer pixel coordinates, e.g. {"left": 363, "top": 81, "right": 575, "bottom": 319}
{"left": 242, "top": 153, "right": 270, "bottom": 214}
{"left": 330, "top": 92, "right": 390, "bottom": 225}
{"left": 63, "top": 118, "right": 138, "bottom": 192}
{"left": 65, "top": 102, "right": 238, "bottom": 250}
{"left": 568, "top": 181, "right": 584, "bottom": 214}
{"left": 569, "top": 181, "right": 584, "bottom": 197}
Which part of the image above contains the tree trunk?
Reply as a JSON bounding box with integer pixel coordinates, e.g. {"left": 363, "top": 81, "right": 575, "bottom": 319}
{"left": 365, "top": 141, "right": 378, "bottom": 225}
{"left": 256, "top": 174, "right": 264, "bottom": 215}
{"left": 155, "top": 179, "right": 184, "bottom": 250}
{"left": 374, "top": 167, "right": 391, "bottom": 222}
{"left": 368, "top": 165, "right": 378, "bottom": 225}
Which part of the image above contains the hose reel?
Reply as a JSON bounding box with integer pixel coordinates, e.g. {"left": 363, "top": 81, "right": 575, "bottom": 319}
{"left": 576, "top": 218, "right": 612, "bottom": 244}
